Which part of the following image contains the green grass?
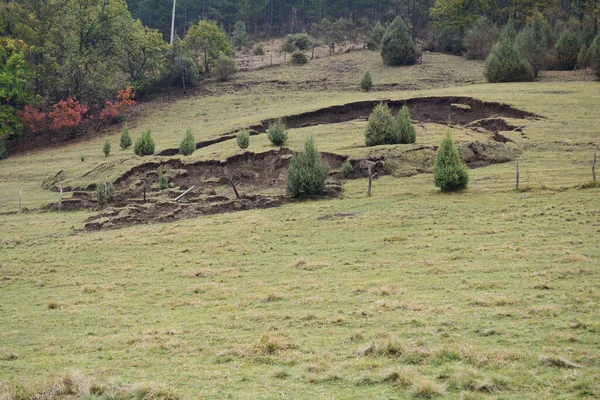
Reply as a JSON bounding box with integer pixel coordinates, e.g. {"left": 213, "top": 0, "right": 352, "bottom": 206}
{"left": 0, "top": 51, "right": 599, "bottom": 399}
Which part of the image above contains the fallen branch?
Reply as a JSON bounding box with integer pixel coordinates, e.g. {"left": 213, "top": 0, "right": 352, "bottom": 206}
{"left": 175, "top": 185, "right": 195, "bottom": 202}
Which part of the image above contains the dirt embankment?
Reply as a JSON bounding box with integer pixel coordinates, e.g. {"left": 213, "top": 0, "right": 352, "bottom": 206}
{"left": 157, "top": 96, "right": 539, "bottom": 156}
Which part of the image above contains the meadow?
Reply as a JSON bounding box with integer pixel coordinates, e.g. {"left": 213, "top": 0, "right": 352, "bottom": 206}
{"left": 0, "top": 49, "right": 599, "bottom": 399}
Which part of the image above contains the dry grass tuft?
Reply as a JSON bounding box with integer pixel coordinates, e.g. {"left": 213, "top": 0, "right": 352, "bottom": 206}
{"left": 262, "top": 293, "right": 284, "bottom": 302}
{"left": 185, "top": 268, "right": 214, "bottom": 278}
{"left": 539, "top": 355, "right": 582, "bottom": 369}
{"left": 412, "top": 377, "right": 446, "bottom": 398}
{"left": 289, "top": 258, "right": 329, "bottom": 271}
{"left": 380, "top": 367, "right": 413, "bottom": 388}
{"left": 256, "top": 333, "right": 293, "bottom": 354}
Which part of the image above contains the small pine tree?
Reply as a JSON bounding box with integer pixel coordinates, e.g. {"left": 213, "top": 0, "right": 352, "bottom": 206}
{"left": 366, "top": 22, "right": 386, "bottom": 50}
{"left": 365, "top": 103, "right": 395, "bottom": 147}
{"left": 103, "top": 139, "right": 111, "bottom": 157}
{"left": 484, "top": 41, "right": 534, "bottom": 83}
{"left": 463, "top": 17, "right": 500, "bottom": 60}
{"left": 360, "top": 71, "right": 373, "bottom": 92}
{"left": 232, "top": 21, "right": 250, "bottom": 50}
{"left": 394, "top": 105, "right": 416, "bottom": 144}
{"left": 590, "top": 34, "right": 600, "bottom": 78}
{"left": 0, "top": 139, "right": 7, "bottom": 160}
{"left": 120, "top": 125, "right": 132, "bottom": 149}
{"left": 291, "top": 50, "right": 308, "bottom": 64}
{"left": 252, "top": 43, "right": 265, "bottom": 55}
{"left": 134, "top": 129, "right": 155, "bottom": 156}
{"left": 287, "top": 136, "right": 329, "bottom": 197}
{"left": 380, "top": 17, "right": 417, "bottom": 66}
{"left": 433, "top": 130, "right": 469, "bottom": 192}
{"left": 267, "top": 119, "right": 288, "bottom": 146}
{"left": 179, "top": 128, "right": 196, "bottom": 156}
{"left": 514, "top": 15, "right": 555, "bottom": 77}
{"left": 236, "top": 131, "right": 250, "bottom": 149}
{"left": 159, "top": 174, "right": 168, "bottom": 190}
{"left": 555, "top": 31, "right": 579, "bottom": 70}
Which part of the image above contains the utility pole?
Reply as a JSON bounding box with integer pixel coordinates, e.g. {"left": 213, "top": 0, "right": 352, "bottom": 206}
{"left": 170, "top": 0, "right": 177, "bottom": 46}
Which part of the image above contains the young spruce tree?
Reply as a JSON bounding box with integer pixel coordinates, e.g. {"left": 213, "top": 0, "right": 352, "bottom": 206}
{"left": 360, "top": 71, "right": 373, "bottom": 91}
{"left": 179, "top": 128, "right": 196, "bottom": 156}
{"left": 394, "top": 105, "right": 416, "bottom": 144}
{"left": 365, "top": 103, "right": 394, "bottom": 146}
{"left": 433, "top": 130, "right": 469, "bottom": 192}
{"left": 287, "top": 137, "right": 329, "bottom": 197}
{"left": 120, "top": 125, "right": 132, "bottom": 149}
{"left": 103, "top": 139, "right": 111, "bottom": 157}
{"left": 134, "top": 129, "right": 155, "bottom": 156}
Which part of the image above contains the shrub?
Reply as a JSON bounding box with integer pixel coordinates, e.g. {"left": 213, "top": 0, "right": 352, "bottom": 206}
{"left": 590, "top": 34, "right": 600, "bottom": 77}
{"left": 267, "top": 119, "right": 288, "bottom": 146}
{"left": 236, "top": 131, "right": 250, "bottom": 149}
{"left": 433, "top": 130, "right": 469, "bottom": 192}
{"left": 232, "top": 20, "right": 250, "bottom": 50}
{"left": 134, "top": 129, "right": 155, "bottom": 156}
{"left": 365, "top": 103, "right": 395, "bottom": 147}
{"left": 484, "top": 41, "right": 534, "bottom": 83}
{"left": 179, "top": 128, "right": 196, "bottom": 156}
{"left": 515, "top": 15, "right": 555, "bottom": 77}
{"left": 120, "top": 125, "right": 132, "bottom": 149}
{"left": 366, "top": 22, "right": 386, "bottom": 50}
{"left": 252, "top": 43, "right": 265, "bottom": 55}
{"left": 213, "top": 54, "right": 237, "bottom": 81}
{"left": 394, "top": 105, "right": 416, "bottom": 144}
{"left": 463, "top": 17, "right": 500, "bottom": 60}
{"left": 381, "top": 17, "right": 417, "bottom": 66}
{"left": 103, "top": 139, "right": 111, "bottom": 157}
{"left": 360, "top": 71, "right": 373, "bottom": 91}
{"left": 0, "top": 139, "right": 7, "bottom": 160}
{"left": 287, "top": 136, "right": 329, "bottom": 197}
{"left": 340, "top": 161, "right": 354, "bottom": 178}
{"left": 282, "top": 33, "right": 313, "bottom": 52}
{"left": 159, "top": 174, "right": 168, "bottom": 190}
{"left": 291, "top": 50, "right": 308, "bottom": 65}
{"left": 424, "top": 26, "right": 463, "bottom": 54}
{"left": 555, "top": 31, "right": 579, "bottom": 70}
{"left": 96, "top": 182, "right": 115, "bottom": 206}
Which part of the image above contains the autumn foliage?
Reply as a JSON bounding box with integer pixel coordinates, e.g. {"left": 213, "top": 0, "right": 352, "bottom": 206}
{"left": 48, "top": 97, "right": 89, "bottom": 131}
{"left": 100, "top": 88, "right": 136, "bottom": 121}
{"left": 17, "top": 106, "right": 47, "bottom": 135}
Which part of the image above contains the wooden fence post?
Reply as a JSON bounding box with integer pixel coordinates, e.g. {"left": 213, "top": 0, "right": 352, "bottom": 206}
{"left": 18, "top": 189, "right": 22, "bottom": 213}
{"left": 516, "top": 157, "right": 520, "bottom": 191}
{"left": 58, "top": 185, "right": 63, "bottom": 211}
{"left": 593, "top": 152, "right": 597, "bottom": 183}
{"left": 367, "top": 164, "right": 373, "bottom": 197}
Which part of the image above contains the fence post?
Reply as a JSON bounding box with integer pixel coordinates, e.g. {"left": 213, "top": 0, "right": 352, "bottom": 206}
{"left": 18, "top": 189, "right": 22, "bottom": 213}
{"left": 593, "top": 152, "right": 597, "bottom": 183}
{"left": 516, "top": 157, "right": 520, "bottom": 191}
{"left": 367, "top": 164, "right": 373, "bottom": 197}
{"left": 58, "top": 185, "right": 63, "bottom": 211}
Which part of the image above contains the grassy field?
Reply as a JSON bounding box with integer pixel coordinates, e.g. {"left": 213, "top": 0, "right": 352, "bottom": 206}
{"left": 1, "top": 50, "right": 599, "bottom": 399}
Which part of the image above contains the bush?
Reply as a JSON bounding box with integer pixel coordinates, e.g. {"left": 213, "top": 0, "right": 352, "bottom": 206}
{"left": 365, "top": 103, "right": 395, "bottom": 146}
{"left": 484, "top": 41, "right": 534, "bottom": 83}
{"left": 515, "top": 15, "right": 555, "bottom": 77}
{"left": 433, "top": 130, "right": 469, "bottom": 192}
{"left": 252, "top": 43, "right": 265, "bottom": 55}
{"left": 394, "top": 105, "right": 416, "bottom": 144}
{"left": 463, "top": 17, "right": 499, "bottom": 60}
{"left": 282, "top": 33, "right": 313, "bottom": 52}
{"left": 267, "top": 119, "right": 288, "bottom": 146}
{"left": 291, "top": 50, "right": 308, "bottom": 65}
{"left": 590, "top": 34, "right": 600, "bottom": 77}
{"left": 366, "top": 22, "right": 386, "bottom": 50}
{"left": 555, "top": 31, "right": 579, "bottom": 70}
{"left": 213, "top": 54, "right": 237, "bottom": 81}
{"left": 134, "top": 129, "right": 155, "bottom": 156}
{"left": 103, "top": 139, "right": 111, "bottom": 157}
{"left": 159, "top": 174, "right": 168, "bottom": 190}
{"left": 381, "top": 17, "right": 417, "bottom": 66}
{"left": 360, "top": 71, "right": 373, "bottom": 91}
{"left": 340, "top": 161, "right": 354, "bottom": 178}
{"left": 96, "top": 181, "right": 115, "bottom": 206}
{"left": 0, "top": 140, "right": 7, "bottom": 160}
{"left": 287, "top": 136, "right": 329, "bottom": 197}
{"left": 232, "top": 20, "right": 250, "bottom": 50}
{"left": 179, "top": 128, "right": 195, "bottom": 156}
{"left": 120, "top": 125, "right": 132, "bottom": 149}
{"left": 236, "top": 131, "right": 250, "bottom": 149}
{"left": 424, "top": 26, "right": 463, "bottom": 54}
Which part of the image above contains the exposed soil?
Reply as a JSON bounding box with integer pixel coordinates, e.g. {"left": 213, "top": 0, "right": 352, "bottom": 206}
{"left": 157, "top": 96, "right": 540, "bottom": 156}
{"left": 79, "top": 148, "right": 345, "bottom": 230}
{"left": 40, "top": 96, "right": 536, "bottom": 230}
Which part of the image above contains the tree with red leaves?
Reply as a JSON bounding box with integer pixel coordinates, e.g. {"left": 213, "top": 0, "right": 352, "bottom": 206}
{"left": 48, "top": 97, "right": 89, "bottom": 138}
